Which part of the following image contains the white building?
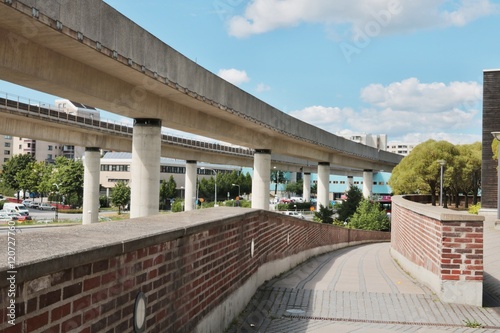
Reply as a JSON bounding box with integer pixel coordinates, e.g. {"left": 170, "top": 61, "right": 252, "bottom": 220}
{"left": 386, "top": 142, "right": 417, "bottom": 156}
{"left": 99, "top": 152, "right": 242, "bottom": 190}
{"left": 341, "top": 133, "right": 387, "bottom": 151}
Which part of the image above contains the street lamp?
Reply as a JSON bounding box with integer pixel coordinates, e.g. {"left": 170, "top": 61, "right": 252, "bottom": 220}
{"left": 492, "top": 132, "right": 500, "bottom": 219}
{"left": 437, "top": 160, "right": 446, "bottom": 207}
{"left": 201, "top": 167, "right": 217, "bottom": 207}
{"left": 53, "top": 183, "right": 59, "bottom": 222}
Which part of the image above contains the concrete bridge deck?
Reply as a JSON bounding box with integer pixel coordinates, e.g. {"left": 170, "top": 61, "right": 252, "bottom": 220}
{"left": 227, "top": 214, "right": 500, "bottom": 333}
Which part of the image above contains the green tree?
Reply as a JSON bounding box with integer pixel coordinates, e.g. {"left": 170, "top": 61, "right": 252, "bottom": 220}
{"left": 389, "top": 140, "right": 458, "bottom": 206}
{"left": 110, "top": 181, "right": 130, "bottom": 214}
{"left": 271, "top": 169, "right": 287, "bottom": 195}
{"left": 160, "top": 176, "right": 177, "bottom": 209}
{"left": 349, "top": 199, "right": 390, "bottom": 231}
{"left": 336, "top": 186, "right": 363, "bottom": 222}
{"left": 314, "top": 204, "right": 334, "bottom": 224}
{"left": 51, "top": 157, "right": 84, "bottom": 207}
{"left": 286, "top": 180, "right": 303, "bottom": 196}
{"left": 451, "top": 143, "right": 481, "bottom": 208}
{"left": 1, "top": 154, "right": 35, "bottom": 199}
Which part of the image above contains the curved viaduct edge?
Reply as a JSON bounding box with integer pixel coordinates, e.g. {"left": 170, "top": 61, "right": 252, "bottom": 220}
{"left": 0, "top": 0, "right": 402, "bottom": 170}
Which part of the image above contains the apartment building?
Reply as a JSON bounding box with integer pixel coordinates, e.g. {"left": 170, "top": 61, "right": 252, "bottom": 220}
{"left": 386, "top": 142, "right": 417, "bottom": 156}
{"left": 0, "top": 135, "right": 13, "bottom": 163}
{"left": 341, "top": 133, "right": 387, "bottom": 151}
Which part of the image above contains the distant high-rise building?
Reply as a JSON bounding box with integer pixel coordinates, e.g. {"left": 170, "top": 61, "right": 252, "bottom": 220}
{"left": 0, "top": 135, "right": 13, "bottom": 163}
{"left": 386, "top": 142, "right": 417, "bottom": 156}
{"left": 341, "top": 133, "right": 387, "bottom": 151}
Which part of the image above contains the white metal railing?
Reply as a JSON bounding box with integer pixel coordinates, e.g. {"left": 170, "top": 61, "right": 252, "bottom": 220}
{"left": 0, "top": 91, "right": 254, "bottom": 157}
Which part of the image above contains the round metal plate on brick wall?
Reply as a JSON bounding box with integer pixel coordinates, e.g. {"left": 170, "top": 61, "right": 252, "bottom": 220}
{"left": 134, "top": 292, "right": 147, "bottom": 333}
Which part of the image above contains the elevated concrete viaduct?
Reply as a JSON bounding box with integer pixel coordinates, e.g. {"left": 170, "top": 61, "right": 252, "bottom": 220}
{"left": 0, "top": 0, "right": 403, "bottom": 218}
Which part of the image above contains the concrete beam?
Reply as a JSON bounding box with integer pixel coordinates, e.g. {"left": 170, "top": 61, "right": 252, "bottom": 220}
{"left": 0, "top": 2, "right": 402, "bottom": 172}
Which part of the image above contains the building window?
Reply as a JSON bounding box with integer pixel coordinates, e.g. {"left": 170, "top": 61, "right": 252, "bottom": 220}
{"left": 4, "top": 142, "right": 10, "bottom": 147}
{"left": 4, "top": 150, "right": 10, "bottom": 155}
{"left": 48, "top": 145, "right": 53, "bottom": 151}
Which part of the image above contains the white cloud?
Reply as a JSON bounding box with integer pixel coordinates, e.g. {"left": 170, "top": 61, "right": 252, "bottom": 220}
{"left": 256, "top": 83, "right": 271, "bottom": 93}
{"left": 227, "top": 0, "right": 499, "bottom": 38}
{"left": 217, "top": 68, "right": 250, "bottom": 86}
{"left": 289, "top": 105, "right": 356, "bottom": 133}
{"left": 289, "top": 78, "right": 482, "bottom": 144}
{"left": 360, "top": 78, "right": 482, "bottom": 112}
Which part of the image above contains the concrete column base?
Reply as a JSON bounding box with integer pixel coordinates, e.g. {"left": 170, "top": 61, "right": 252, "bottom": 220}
{"left": 82, "top": 147, "right": 100, "bottom": 225}
{"left": 251, "top": 149, "right": 271, "bottom": 210}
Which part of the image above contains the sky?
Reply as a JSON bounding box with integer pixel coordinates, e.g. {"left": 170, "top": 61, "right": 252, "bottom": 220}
{"left": 1, "top": 0, "right": 500, "bottom": 145}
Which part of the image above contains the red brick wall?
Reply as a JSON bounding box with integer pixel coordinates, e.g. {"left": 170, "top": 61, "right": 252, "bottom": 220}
{"left": 391, "top": 196, "right": 483, "bottom": 283}
{"left": 0, "top": 210, "right": 389, "bottom": 333}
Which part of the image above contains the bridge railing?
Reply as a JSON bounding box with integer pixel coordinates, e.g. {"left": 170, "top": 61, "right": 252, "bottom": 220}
{"left": 0, "top": 92, "right": 254, "bottom": 157}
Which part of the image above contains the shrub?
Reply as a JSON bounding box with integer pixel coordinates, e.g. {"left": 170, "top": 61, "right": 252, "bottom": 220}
{"left": 468, "top": 203, "right": 481, "bottom": 215}
{"left": 348, "top": 199, "right": 390, "bottom": 231}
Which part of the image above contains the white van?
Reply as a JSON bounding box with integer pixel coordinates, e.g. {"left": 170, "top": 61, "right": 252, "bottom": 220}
{"left": 3, "top": 203, "right": 29, "bottom": 216}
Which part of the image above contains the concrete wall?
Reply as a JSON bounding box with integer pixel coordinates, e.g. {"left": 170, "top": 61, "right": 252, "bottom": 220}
{"left": 0, "top": 208, "right": 389, "bottom": 333}
{"left": 391, "top": 195, "right": 484, "bottom": 306}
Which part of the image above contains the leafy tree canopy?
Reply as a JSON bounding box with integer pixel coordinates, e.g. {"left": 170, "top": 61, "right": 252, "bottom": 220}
{"left": 110, "top": 181, "right": 130, "bottom": 214}
{"left": 349, "top": 199, "right": 390, "bottom": 231}
{"left": 336, "top": 186, "right": 363, "bottom": 222}
{"left": 314, "top": 204, "right": 334, "bottom": 224}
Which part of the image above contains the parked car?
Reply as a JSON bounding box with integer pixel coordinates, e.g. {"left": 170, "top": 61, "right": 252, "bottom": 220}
{"left": 31, "top": 202, "right": 40, "bottom": 209}
{"left": 282, "top": 211, "right": 305, "bottom": 219}
{"left": 5, "top": 211, "right": 32, "bottom": 222}
{"left": 0, "top": 212, "right": 13, "bottom": 222}
{"left": 38, "top": 203, "right": 55, "bottom": 211}
{"left": 22, "top": 200, "right": 33, "bottom": 207}
{"left": 3, "top": 203, "right": 30, "bottom": 216}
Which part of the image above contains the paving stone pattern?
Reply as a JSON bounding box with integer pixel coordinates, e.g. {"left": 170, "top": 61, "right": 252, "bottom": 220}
{"left": 226, "top": 215, "right": 500, "bottom": 333}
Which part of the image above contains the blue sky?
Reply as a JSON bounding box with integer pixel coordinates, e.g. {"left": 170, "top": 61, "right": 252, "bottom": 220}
{"left": 1, "top": 0, "right": 500, "bottom": 145}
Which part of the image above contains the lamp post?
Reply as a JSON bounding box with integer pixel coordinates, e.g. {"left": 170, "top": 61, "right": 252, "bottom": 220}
{"left": 437, "top": 160, "right": 446, "bottom": 207}
{"left": 201, "top": 167, "right": 217, "bottom": 207}
{"left": 492, "top": 132, "right": 500, "bottom": 219}
{"left": 53, "top": 183, "right": 59, "bottom": 222}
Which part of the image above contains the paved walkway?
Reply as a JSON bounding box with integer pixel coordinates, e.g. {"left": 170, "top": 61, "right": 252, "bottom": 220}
{"left": 226, "top": 214, "right": 500, "bottom": 332}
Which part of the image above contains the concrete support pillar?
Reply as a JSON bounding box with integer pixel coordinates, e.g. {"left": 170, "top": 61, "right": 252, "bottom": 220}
{"left": 363, "top": 170, "right": 373, "bottom": 199}
{"left": 252, "top": 149, "right": 271, "bottom": 210}
{"left": 82, "top": 147, "right": 100, "bottom": 225}
{"left": 303, "top": 172, "right": 311, "bottom": 202}
{"left": 317, "top": 162, "right": 330, "bottom": 210}
{"left": 130, "top": 118, "right": 162, "bottom": 218}
{"left": 185, "top": 160, "right": 197, "bottom": 211}
{"left": 346, "top": 176, "right": 354, "bottom": 192}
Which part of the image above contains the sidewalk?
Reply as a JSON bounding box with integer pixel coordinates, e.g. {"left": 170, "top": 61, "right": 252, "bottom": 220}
{"left": 226, "top": 214, "right": 500, "bottom": 333}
